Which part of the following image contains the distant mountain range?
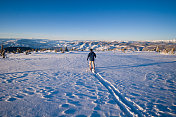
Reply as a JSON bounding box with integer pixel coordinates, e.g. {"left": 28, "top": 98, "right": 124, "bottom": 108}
{"left": 0, "top": 38, "right": 176, "bottom": 52}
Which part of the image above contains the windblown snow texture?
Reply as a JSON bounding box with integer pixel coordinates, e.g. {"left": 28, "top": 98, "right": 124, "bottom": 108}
{"left": 0, "top": 51, "right": 176, "bottom": 117}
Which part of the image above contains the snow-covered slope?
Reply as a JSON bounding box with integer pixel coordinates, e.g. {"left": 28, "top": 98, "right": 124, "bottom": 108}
{"left": 0, "top": 51, "right": 175, "bottom": 116}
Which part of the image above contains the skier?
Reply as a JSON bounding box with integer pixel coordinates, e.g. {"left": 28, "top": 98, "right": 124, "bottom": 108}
{"left": 87, "top": 49, "right": 96, "bottom": 72}
{"left": 2, "top": 49, "right": 6, "bottom": 58}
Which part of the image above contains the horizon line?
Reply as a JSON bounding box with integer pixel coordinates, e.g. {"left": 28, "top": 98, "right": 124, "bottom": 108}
{"left": 0, "top": 37, "right": 176, "bottom": 42}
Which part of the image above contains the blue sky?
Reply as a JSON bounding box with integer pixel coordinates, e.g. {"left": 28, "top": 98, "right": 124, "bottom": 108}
{"left": 0, "top": 0, "right": 176, "bottom": 40}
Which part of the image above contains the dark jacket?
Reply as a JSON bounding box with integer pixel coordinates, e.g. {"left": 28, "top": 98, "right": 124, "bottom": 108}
{"left": 87, "top": 52, "right": 96, "bottom": 61}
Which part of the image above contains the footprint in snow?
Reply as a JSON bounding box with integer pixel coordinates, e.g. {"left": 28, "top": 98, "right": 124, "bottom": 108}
{"left": 145, "top": 73, "right": 158, "bottom": 81}
{"left": 42, "top": 90, "right": 59, "bottom": 99}
{"left": 6, "top": 78, "right": 15, "bottom": 83}
{"left": 61, "top": 104, "right": 70, "bottom": 108}
{"left": 22, "top": 87, "right": 35, "bottom": 95}
{"left": 22, "top": 90, "right": 35, "bottom": 95}
{"left": 67, "top": 99, "right": 81, "bottom": 106}
{"left": 75, "top": 115, "right": 87, "bottom": 117}
{"left": 90, "top": 111, "right": 101, "bottom": 117}
{"left": 74, "top": 93, "right": 88, "bottom": 99}
{"left": 66, "top": 92, "right": 75, "bottom": 98}
{"left": 130, "top": 92, "right": 141, "bottom": 97}
{"left": 94, "top": 105, "right": 101, "bottom": 110}
{"left": 107, "top": 99, "right": 116, "bottom": 104}
{"left": 15, "top": 94, "right": 25, "bottom": 99}
{"left": 18, "top": 73, "right": 28, "bottom": 78}
{"left": 7, "top": 97, "right": 17, "bottom": 102}
{"left": 76, "top": 81, "right": 85, "bottom": 86}
{"left": 5, "top": 96, "right": 17, "bottom": 102}
{"left": 64, "top": 108, "right": 76, "bottom": 114}
{"left": 17, "top": 79, "right": 28, "bottom": 83}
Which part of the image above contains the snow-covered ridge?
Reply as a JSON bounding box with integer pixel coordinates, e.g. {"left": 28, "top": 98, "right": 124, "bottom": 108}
{"left": 0, "top": 38, "right": 176, "bottom": 52}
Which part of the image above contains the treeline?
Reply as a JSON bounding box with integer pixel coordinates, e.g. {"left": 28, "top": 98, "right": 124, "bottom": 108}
{"left": 0, "top": 44, "right": 5, "bottom": 58}
{"left": 142, "top": 45, "right": 175, "bottom": 54}
{"left": 5, "top": 47, "right": 32, "bottom": 53}
{"left": 0, "top": 45, "right": 81, "bottom": 58}
{"left": 40, "top": 47, "right": 79, "bottom": 53}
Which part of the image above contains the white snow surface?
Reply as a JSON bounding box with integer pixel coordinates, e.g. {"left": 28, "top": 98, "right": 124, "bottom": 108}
{"left": 0, "top": 51, "right": 176, "bottom": 117}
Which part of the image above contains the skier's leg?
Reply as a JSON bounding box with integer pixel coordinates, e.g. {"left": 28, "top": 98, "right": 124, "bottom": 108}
{"left": 92, "top": 61, "right": 95, "bottom": 70}
{"left": 89, "top": 61, "right": 92, "bottom": 70}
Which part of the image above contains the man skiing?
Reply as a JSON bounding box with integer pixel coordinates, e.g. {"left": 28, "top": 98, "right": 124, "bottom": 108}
{"left": 87, "top": 49, "right": 96, "bottom": 72}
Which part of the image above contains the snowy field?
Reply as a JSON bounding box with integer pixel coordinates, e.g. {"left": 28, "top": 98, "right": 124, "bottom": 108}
{"left": 0, "top": 51, "right": 176, "bottom": 117}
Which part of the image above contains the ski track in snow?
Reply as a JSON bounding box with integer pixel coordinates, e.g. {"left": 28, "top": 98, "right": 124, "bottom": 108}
{"left": 93, "top": 71, "right": 147, "bottom": 117}
{"left": 0, "top": 51, "right": 176, "bottom": 117}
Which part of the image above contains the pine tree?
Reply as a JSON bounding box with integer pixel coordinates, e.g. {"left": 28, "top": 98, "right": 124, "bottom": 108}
{"left": 2, "top": 49, "right": 5, "bottom": 58}
{"left": 163, "top": 49, "right": 168, "bottom": 54}
{"left": 0, "top": 44, "right": 3, "bottom": 56}
{"left": 60, "top": 48, "right": 63, "bottom": 52}
{"left": 35, "top": 49, "right": 38, "bottom": 52}
{"left": 17, "top": 48, "right": 19, "bottom": 53}
{"left": 156, "top": 46, "right": 159, "bottom": 52}
{"left": 71, "top": 47, "right": 74, "bottom": 51}
{"left": 54, "top": 49, "right": 57, "bottom": 53}
{"left": 65, "top": 47, "right": 68, "bottom": 52}
{"left": 13, "top": 50, "right": 16, "bottom": 54}
{"left": 170, "top": 48, "right": 175, "bottom": 54}
{"left": 25, "top": 51, "right": 28, "bottom": 55}
{"left": 121, "top": 48, "right": 125, "bottom": 53}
